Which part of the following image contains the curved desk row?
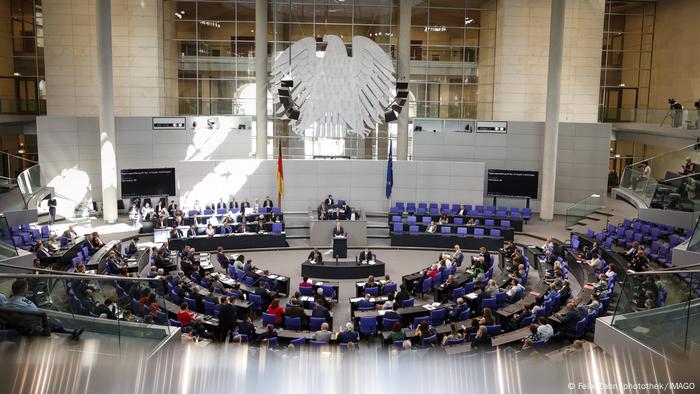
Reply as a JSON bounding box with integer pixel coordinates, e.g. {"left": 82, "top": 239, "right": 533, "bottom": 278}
{"left": 391, "top": 233, "right": 503, "bottom": 250}
{"left": 169, "top": 233, "right": 288, "bottom": 251}
{"left": 301, "top": 260, "right": 385, "bottom": 280}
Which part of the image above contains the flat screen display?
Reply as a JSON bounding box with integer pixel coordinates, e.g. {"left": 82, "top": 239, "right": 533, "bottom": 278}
{"left": 121, "top": 168, "right": 176, "bottom": 198}
{"left": 487, "top": 169, "right": 539, "bottom": 199}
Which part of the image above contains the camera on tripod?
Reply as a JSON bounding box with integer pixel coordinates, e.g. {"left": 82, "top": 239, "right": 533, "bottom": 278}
{"left": 668, "top": 98, "right": 683, "bottom": 110}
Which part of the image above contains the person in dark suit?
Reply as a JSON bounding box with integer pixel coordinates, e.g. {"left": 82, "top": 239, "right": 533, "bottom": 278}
{"left": 240, "top": 199, "right": 251, "bottom": 209}
{"left": 308, "top": 248, "right": 323, "bottom": 263}
{"left": 449, "top": 297, "right": 468, "bottom": 322}
{"left": 325, "top": 195, "right": 335, "bottom": 206}
{"left": 48, "top": 198, "right": 57, "bottom": 224}
{"left": 186, "top": 224, "right": 198, "bottom": 238}
{"left": 216, "top": 296, "right": 237, "bottom": 342}
{"left": 263, "top": 196, "right": 274, "bottom": 208}
{"left": 359, "top": 247, "right": 374, "bottom": 263}
{"left": 394, "top": 284, "right": 410, "bottom": 306}
{"left": 228, "top": 199, "right": 239, "bottom": 209}
{"left": 356, "top": 294, "right": 375, "bottom": 309}
{"left": 216, "top": 246, "right": 229, "bottom": 270}
{"left": 125, "top": 238, "right": 138, "bottom": 256}
{"left": 557, "top": 303, "right": 581, "bottom": 335}
{"left": 236, "top": 316, "right": 256, "bottom": 341}
{"left": 35, "top": 240, "right": 51, "bottom": 260}
{"left": 332, "top": 221, "right": 345, "bottom": 237}
{"left": 471, "top": 326, "right": 492, "bottom": 351}
{"left": 337, "top": 322, "right": 359, "bottom": 343}
{"left": 216, "top": 199, "right": 226, "bottom": 210}
{"left": 510, "top": 303, "right": 533, "bottom": 330}
{"left": 311, "top": 296, "right": 332, "bottom": 322}
{"left": 253, "top": 281, "right": 273, "bottom": 308}
{"left": 284, "top": 298, "right": 307, "bottom": 328}
{"left": 348, "top": 208, "right": 360, "bottom": 221}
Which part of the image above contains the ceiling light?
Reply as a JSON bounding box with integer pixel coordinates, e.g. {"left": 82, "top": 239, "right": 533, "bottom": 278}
{"left": 13, "top": 72, "right": 20, "bottom": 76}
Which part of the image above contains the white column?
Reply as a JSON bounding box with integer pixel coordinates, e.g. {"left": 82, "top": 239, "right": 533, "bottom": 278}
{"left": 96, "top": 0, "right": 118, "bottom": 223}
{"left": 255, "top": 0, "right": 268, "bottom": 159}
{"left": 540, "top": 0, "right": 565, "bottom": 221}
{"left": 396, "top": 0, "right": 411, "bottom": 161}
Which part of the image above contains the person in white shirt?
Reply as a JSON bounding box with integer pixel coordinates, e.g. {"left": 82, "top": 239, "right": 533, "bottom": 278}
{"left": 541, "top": 238, "right": 554, "bottom": 253}
{"left": 253, "top": 198, "right": 260, "bottom": 212}
{"left": 382, "top": 293, "right": 396, "bottom": 310}
{"left": 129, "top": 203, "right": 141, "bottom": 225}
{"left": 536, "top": 317, "right": 554, "bottom": 342}
{"left": 193, "top": 200, "right": 201, "bottom": 212}
{"left": 585, "top": 254, "right": 601, "bottom": 270}
{"left": 426, "top": 221, "right": 437, "bottom": 233}
{"left": 140, "top": 202, "right": 153, "bottom": 221}
{"left": 205, "top": 223, "right": 215, "bottom": 237}
{"left": 506, "top": 279, "right": 524, "bottom": 300}
{"left": 348, "top": 208, "right": 359, "bottom": 221}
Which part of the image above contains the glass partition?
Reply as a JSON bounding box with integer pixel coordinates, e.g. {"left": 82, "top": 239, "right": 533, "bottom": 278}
{"left": 0, "top": 216, "right": 19, "bottom": 259}
{"left": 687, "top": 218, "right": 700, "bottom": 252}
{"left": 605, "top": 108, "right": 699, "bottom": 129}
{"left": 16, "top": 164, "right": 42, "bottom": 204}
{"left": 618, "top": 142, "right": 700, "bottom": 210}
{"left": 565, "top": 194, "right": 602, "bottom": 228}
{"left": 0, "top": 271, "right": 173, "bottom": 345}
{"left": 611, "top": 270, "right": 699, "bottom": 360}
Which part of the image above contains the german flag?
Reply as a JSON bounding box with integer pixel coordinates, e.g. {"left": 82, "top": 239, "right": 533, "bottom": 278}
{"left": 277, "top": 144, "right": 284, "bottom": 204}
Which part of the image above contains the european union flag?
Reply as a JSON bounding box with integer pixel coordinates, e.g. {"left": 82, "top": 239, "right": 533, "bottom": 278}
{"left": 386, "top": 143, "right": 393, "bottom": 199}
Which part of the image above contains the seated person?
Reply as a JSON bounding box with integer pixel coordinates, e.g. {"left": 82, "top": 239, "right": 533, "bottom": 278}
{"left": 365, "top": 275, "right": 378, "bottom": 289}
{"left": 356, "top": 294, "right": 375, "bottom": 310}
{"left": 505, "top": 278, "right": 525, "bottom": 301}
{"left": 426, "top": 220, "right": 438, "bottom": 233}
{"left": 125, "top": 237, "right": 139, "bottom": 256}
{"left": 1, "top": 279, "right": 84, "bottom": 339}
{"left": 480, "top": 307, "right": 496, "bottom": 326}
{"left": 510, "top": 303, "right": 533, "bottom": 330}
{"left": 556, "top": 303, "right": 581, "bottom": 335}
{"left": 308, "top": 248, "right": 323, "bottom": 264}
{"left": 348, "top": 207, "right": 360, "bottom": 221}
{"left": 457, "top": 204, "right": 469, "bottom": 216}
{"left": 585, "top": 254, "right": 602, "bottom": 270}
{"left": 265, "top": 298, "right": 285, "bottom": 326}
{"left": 237, "top": 222, "right": 249, "bottom": 234}
{"left": 438, "top": 213, "right": 449, "bottom": 225}
{"left": 337, "top": 322, "right": 359, "bottom": 344}
{"left": 381, "top": 293, "right": 396, "bottom": 310}
{"left": 170, "top": 225, "right": 183, "bottom": 239}
{"left": 311, "top": 296, "right": 332, "bottom": 322}
{"left": 359, "top": 247, "right": 374, "bottom": 263}
{"left": 388, "top": 322, "right": 406, "bottom": 342}
{"left": 465, "top": 218, "right": 476, "bottom": 227}
{"left": 441, "top": 323, "right": 465, "bottom": 346}
{"left": 471, "top": 326, "right": 492, "bottom": 351}
{"left": 313, "top": 322, "right": 332, "bottom": 343}
{"left": 186, "top": 224, "right": 198, "bottom": 238}
{"left": 413, "top": 321, "right": 436, "bottom": 346}
{"left": 284, "top": 298, "right": 307, "bottom": 328}
{"left": 299, "top": 276, "right": 312, "bottom": 288}
{"left": 205, "top": 224, "right": 215, "bottom": 237}
{"left": 449, "top": 297, "right": 468, "bottom": 322}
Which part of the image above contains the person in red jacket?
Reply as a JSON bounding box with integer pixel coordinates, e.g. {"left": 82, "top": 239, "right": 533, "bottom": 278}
{"left": 177, "top": 302, "right": 195, "bottom": 326}
{"left": 266, "top": 298, "right": 285, "bottom": 325}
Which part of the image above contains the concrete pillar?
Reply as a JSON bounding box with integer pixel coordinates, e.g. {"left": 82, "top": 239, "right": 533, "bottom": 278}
{"left": 96, "top": 0, "right": 118, "bottom": 223}
{"left": 396, "top": 0, "right": 411, "bottom": 161}
{"left": 540, "top": 0, "right": 565, "bottom": 221}
{"left": 255, "top": 0, "right": 268, "bottom": 159}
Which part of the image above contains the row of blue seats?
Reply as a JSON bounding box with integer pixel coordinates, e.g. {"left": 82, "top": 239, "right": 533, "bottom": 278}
{"left": 8, "top": 224, "right": 52, "bottom": 251}
{"left": 390, "top": 203, "right": 532, "bottom": 219}
{"left": 186, "top": 207, "right": 282, "bottom": 217}
{"left": 391, "top": 223, "right": 504, "bottom": 237}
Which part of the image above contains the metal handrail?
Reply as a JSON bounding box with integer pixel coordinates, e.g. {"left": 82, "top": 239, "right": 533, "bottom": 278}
{"left": 0, "top": 262, "right": 160, "bottom": 282}
{"left": 0, "top": 150, "right": 38, "bottom": 164}
{"left": 625, "top": 269, "right": 700, "bottom": 275}
{"left": 625, "top": 142, "right": 699, "bottom": 168}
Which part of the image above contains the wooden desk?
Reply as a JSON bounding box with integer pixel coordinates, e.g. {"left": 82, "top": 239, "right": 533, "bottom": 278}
{"left": 490, "top": 326, "right": 532, "bottom": 347}
{"left": 444, "top": 342, "right": 472, "bottom": 355}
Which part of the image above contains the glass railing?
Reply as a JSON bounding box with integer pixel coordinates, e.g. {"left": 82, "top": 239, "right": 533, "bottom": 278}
{"left": 16, "top": 164, "right": 43, "bottom": 204}
{"left": 686, "top": 218, "right": 700, "bottom": 252}
{"left": 0, "top": 216, "right": 19, "bottom": 260}
{"left": 0, "top": 268, "right": 175, "bottom": 345}
{"left": 619, "top": 166, "right": 659, "bottom": 206}
{"left": 617, "top": 142, "right": 700, "bottom": 209}
{"left": 610, "top": 270, "right": 699, "bottom": 360}
{"left": 604, "top": 108, "right": 700, "bottom": 129}
{"left": 565, "top": 193, "right": 602, "bottom": 228}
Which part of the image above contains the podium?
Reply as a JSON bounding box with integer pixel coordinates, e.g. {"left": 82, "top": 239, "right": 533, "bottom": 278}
{"left": 332, "top": 236, "right": 347, "bottom": 259}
